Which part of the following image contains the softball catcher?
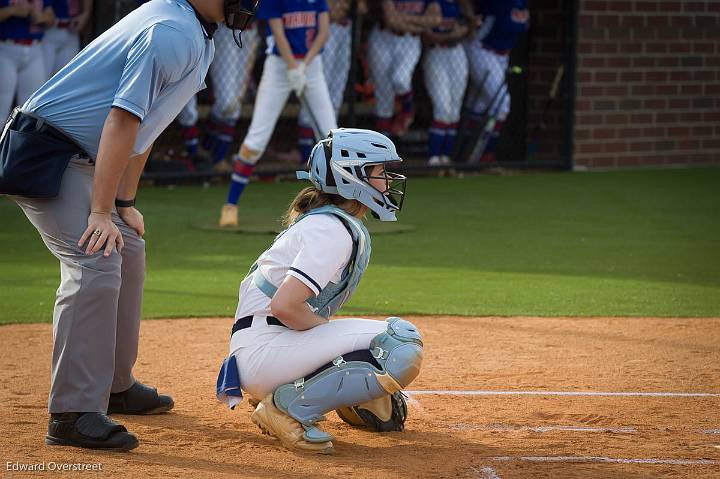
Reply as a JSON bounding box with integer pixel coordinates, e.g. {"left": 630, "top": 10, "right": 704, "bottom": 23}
{"left": 217, "top": 128, "right": 422, "bottom": 453}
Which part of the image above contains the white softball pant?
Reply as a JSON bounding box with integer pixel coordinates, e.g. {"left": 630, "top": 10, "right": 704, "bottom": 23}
{"left": 41, "top": 27, "right": 80, "bottom": 79}
{"left": 0, "top": 41, "right": 46, "bottom": 120}
{"left": 242, "top": 53, "right": 336, "bottom": 157}
{"left": 368, "top": 28, "right": 421, "bottom": 118}
{"left": 423, "top": 44, "right": 469, "bottom": 123}
{"left": 464, "top": 39, "right": 510, "bottom": 120}
{"left": 231, "top": 317, "right": 388, "bottom": 400}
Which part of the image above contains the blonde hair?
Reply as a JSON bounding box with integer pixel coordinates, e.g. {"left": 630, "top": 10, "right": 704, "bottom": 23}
{"left": 283, "top": 187, "right": 364, "bottom": 226}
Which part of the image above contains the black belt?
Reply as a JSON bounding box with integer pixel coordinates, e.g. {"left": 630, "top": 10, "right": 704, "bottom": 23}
{"left": 231, "top": 315, "right": 286, "bottom": 336}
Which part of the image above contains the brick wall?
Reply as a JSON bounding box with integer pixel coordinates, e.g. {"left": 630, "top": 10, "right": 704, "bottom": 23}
{"left": 573, "top": 0, "right": 720, "bottom": 168}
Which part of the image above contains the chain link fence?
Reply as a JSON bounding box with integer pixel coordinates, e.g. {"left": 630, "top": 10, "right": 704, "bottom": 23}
{"left": 89, "top": 0, "right": 571, "bottom": 180}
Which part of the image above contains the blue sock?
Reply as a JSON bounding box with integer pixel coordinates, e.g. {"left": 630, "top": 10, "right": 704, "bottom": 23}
{"left": 226, "top": 155, "right": 256, "bottom": 205}
{"left": 444, "top": 123, "right": 459, "bottom": 156}
{"left": 181, "top": 125, "right": 199, "bottom": 157}
{"left": 212, "top": 119, "right": 237, "bottom": 164}
{"left": 298, "top": 125, "right": 315, "bottom": 164}
{"left": 428, "top": 121, "right": 446, "bottom": 158}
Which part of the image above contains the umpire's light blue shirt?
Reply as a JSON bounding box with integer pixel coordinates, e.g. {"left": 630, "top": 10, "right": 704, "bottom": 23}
{"left": 22, "top": 0, "right": 215, "bottom": 159}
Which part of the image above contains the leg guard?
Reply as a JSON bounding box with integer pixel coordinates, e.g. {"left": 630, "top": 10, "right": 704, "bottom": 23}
{"left": 273, "top": 318, "right": 423, "bottom": 436}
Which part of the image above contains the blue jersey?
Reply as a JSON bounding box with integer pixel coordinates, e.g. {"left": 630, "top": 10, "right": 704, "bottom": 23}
{"left": 0, "top": 0, "right": 51, "bottom": 40}
{"left": 258, "top": 0, "right": 328, "bottom": 57}
{"left": 477, "top": 0, "right": 529, "bottom": 51}
{"left": 51, "top": 0, "right": 79, "bottom": 19}
{"left": 23, "top": 0, "right": 215, "bottom": 159}
{"left": 432, "top": 0, "right": 460, "bottom": 34}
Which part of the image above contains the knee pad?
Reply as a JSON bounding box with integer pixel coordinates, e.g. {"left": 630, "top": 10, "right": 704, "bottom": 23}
{"left": 370, "top": 317, "right": 424, "bottom": 393}
{"left": 272, "top": 318, "right": 423, "bottom": 426}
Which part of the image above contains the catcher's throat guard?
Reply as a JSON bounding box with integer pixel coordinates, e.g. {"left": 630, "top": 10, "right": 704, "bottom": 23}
{"left": 225, "top": 0, "right": 258, "bottom": 48}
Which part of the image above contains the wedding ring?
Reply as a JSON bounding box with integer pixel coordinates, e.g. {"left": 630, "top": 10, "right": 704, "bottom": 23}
{"left": 93, "top": 229, "right": 102, "bottom": 236}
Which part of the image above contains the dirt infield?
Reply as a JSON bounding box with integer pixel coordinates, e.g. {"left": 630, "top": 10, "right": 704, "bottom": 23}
{"left": 1, "top": 316, "right": 719, "bottom": 478}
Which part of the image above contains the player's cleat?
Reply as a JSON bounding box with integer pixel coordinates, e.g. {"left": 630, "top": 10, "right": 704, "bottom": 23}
{"left": 219, "top": 204, "right": 238, "bottom": 228}
{"left": 107, "top": 381, "right": 174, "bottom": 415}
{"left": 251, "top": 394, "right": 334, "bottom": 454}
{"left": 428, "top": 156, "right": 443, "bottom": 166}
{"left": 46, "top": 412, "right": 139, "bottom": 451}
{"left": 391, "top": 111, "right": 415, "bottom": 137}
{"left": 212, "top": 159, "right": 233, "bottom": 174}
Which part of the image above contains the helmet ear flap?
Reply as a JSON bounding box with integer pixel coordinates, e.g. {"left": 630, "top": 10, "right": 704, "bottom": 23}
{"left": 323, "top": 140, "right": 336, "bottom": 187}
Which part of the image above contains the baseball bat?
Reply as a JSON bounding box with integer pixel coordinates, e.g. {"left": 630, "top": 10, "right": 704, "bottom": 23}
{"left": 298, "top": 92, "right": 324, "bottom": 142}
{"left": 526, "top": 65, "right": 564, "bottom": 161}
{"left": 464, "top": 65, "right": 523, "bottom": 164}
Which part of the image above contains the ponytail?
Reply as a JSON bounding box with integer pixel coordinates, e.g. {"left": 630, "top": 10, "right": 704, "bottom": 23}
{"left": 283, "top": 187, "right": 364, "bottom": 226}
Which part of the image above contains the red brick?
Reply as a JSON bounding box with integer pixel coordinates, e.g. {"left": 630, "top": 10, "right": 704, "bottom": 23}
{"left": 643, "top": 98, "right": 667, "bottom": 109}
{"left": 618, "top": 127, "right": 644, "bottom": 138}
{"left": 669, "top": 42, "right": 692, "bottom": 53}
{"left": 595, "top": 71, "right": 618, "bottom": 82}
{"left": 642, "top": 127, "right": 666, "bottom": 137}
{"left": 580, "top": 85, "right": 604, "bottom": 96}
{"left": 683, "top": 2, "right": 705, "bottom": 12}
{"left": 619, "top": 42, "right": 643, "bottom": 54}
{"left": 593, "top": 128, "right": 617, "bottom": 139}
{"left": 646, "top": 16, "right": 669, "bottom": 28}
{"left": 646, "top": 71, "right": 667, "bottom": 82}
{"left": 630, "top": 141, "right": 655, "bottom": 152}
{"left": 576, "top": 114, "right": 604, "bottom": 125}
{"left": 577, "top": 143, "right": 605, "bottom": 154}
{"left": 605, "top": 142, "right": 629, "bottom": 153}
{"left": 633, "top": 56, "right": 655, "bottom": 67}
{"left": 657, "top": 56, "right": 680, "bottom": 67}
{"left": 584, "top": 1, "right": 607, "bottom": 11}
{"left": 582, "top": 57, "right": 606, "bottom": 68}
{"left": 669, "top": 98, "right": 691, "bottom": 109}
{"left": 659, "top": 2, "right": 682, "bottom": 12}
{"left": 635, "top": 2, "right": 658, "bottom": 12}
{"left": 655, "top": 84, "right": 678, "bottom": 95}
{"left": 668, "top": 126, "right": 690, "bottom": 136}
{"left": 605, "top": 85, "right": 629, "bottom": 96}
{"left": 693, "top": 42, "right": 716, "bottom": 54}
{"left": 606, "top": 113, "right": 630, "bottom": 124}
{"left": 607, "top": 1, "right": 633, "bottom": 11}
{"left": 670, "top": 15, "right": 693, "bottom": 27}
{"left": 678, "top": 140, "right": 701, "bottom": 150}
{"left": 656, "top": 113, "right": 678, "bottom": 123}
{"left": 606, "top": 57, "right": 632, "bottom": 68}
{"left": 630, "top": 113, "right": 653, "bottom": 123}
{"left": 669, "top": 71, "right": 692, "bottom": 82}
{"left": 620, "top": 71, "right": 643, "bottom": 82}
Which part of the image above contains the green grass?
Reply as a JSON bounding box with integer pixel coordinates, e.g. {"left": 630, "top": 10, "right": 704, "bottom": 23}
{"left": 1, "top": 168, "right": 719, "bottom": 324}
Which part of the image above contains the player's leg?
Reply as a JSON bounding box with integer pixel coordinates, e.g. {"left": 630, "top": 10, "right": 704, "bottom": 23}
{"left": 54, "top": 30, "right": 80, "bottom": 76}
{"left": 297, "top": 23, "right": 350, "bottom": 162}
{"left": 41, "top": 29, "right": 60, "bottom": 79}
{"left": 303, "top": 55, "right": 338, "bottom": 138}
{"left": 220, "top": 55, "right": 292, "bottom": 227}
{"left": 208, "top": 26, "right": 260, "bottom": 168}
{"left": 475, "top": 52, "right": 509, "bottom": 162}
{"left": 423, "top": 47, "right": 449, "bottom": 165}
{"left": 16, "top": 43, "right": 46, "bottom": 107}
{"left": 443, "top": 45, "right": 469, "bottom": 163}
{"left": 367, "top": 28, "right": 395, "bottom": 136}
{"left": 0, "top": 43, "right": 20, "bottom": 119}
{"left": 239, "top": 317, "right": 423, "bottom": 452}
{"left": 390, "top": 34, "right": 422, "bottom": 136}
{"left": 175, "top": 96, "right": 200, "bottom": 160}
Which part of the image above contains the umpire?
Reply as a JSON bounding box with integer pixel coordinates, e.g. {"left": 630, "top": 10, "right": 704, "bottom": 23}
{"left": 0, "top": 0, "right": 257, "bottom": 451}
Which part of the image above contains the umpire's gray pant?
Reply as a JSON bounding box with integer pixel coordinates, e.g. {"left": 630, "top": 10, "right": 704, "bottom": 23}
{"left": 12, "top": 156, "right": 144, "bottom": 413}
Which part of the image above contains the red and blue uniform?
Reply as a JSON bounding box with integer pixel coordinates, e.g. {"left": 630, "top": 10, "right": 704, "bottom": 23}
{"left": 477, "top": 0, "right": 529, "bottom": 52}
{"left": 258, "top": 0, "right": 328, "bottom": 58}
{"left": 50, "top": 0, "right": 78, "bottom": 21}
{"left": 0, "top": 0, "right": 51, "bottom": 40}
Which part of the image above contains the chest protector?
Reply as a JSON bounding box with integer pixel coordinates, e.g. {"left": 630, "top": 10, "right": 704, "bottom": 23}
{"left": 249, "top": 205, "right": 371, "bottom": 318}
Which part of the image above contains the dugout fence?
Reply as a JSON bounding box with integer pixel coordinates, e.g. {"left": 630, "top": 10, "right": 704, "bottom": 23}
{"left": 91, "top": 0, "right": 576, "bottom": 181}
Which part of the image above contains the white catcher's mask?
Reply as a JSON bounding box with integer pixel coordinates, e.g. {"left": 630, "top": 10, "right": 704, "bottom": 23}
{"left": 296, "top": 129, "right": 407, "bottom": 221}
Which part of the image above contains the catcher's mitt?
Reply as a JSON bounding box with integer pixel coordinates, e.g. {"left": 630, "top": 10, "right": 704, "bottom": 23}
{"left": 336, "top": 392, "right": 408, "bottom": 432}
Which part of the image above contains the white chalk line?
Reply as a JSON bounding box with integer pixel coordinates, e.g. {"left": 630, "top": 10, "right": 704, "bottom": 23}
{"left": 451, "top": 423, "right": 637, "bottom": 434}
{"left": 448, "top": 423, "right": 720, "bottom": 435}
{"left": 485, "top": 456, "right": 720, "bottom": 466}
{"left": 406, "top": 390, "right": 720, "bottom": 398}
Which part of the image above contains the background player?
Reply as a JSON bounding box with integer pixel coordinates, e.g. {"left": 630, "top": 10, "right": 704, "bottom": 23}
{"left": 175, "top": 23, "right": 260, "bottom": 172}
{"left": 0, "top": 0, "right": 55, "bottom": 120}
{"left": 216, "top": 128, "right": 422, "bottom": 453}
{"left": 367, "top": 0, "right": 441, "bottom": 137}
{"left": 421, "top": 0, "right": 471, "bottom": 166}
{"left": 463, "top": 0, "right": 528, "bottom": 163}
{"left": 42, "top": 0, "right": 92, "bottom": 79}
{"left": 219, "top": 0, "right": 336, "bottom": 227}
{"left": 292, "top": 0, "right": 367, "bottom": 164}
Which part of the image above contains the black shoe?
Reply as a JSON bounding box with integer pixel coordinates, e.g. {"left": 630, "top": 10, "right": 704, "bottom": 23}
{"left": 108, "top": 381, "right": 174, "bottom": 415}
{"left": 46, "top": 412, "right": 139, "bottom": 451}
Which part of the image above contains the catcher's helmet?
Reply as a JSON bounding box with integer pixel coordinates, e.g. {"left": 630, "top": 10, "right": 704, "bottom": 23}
{"left": 296, "top": 129, "right": 407, "bottom": 222}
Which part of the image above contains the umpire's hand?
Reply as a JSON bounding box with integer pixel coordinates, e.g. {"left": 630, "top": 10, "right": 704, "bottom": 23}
{"left": 79, "top": 212, "right": 124, "bottom": 257}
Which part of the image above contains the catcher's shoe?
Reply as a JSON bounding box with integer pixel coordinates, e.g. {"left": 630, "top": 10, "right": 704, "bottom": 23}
{"left": 251, "top": 394, "right": 334, "bottom": 454}
{"left": 219, "top": 203, "right": 238, "bottom": 228}
{"left": 336, "top": 392, "right": 407, "bottom": 432}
